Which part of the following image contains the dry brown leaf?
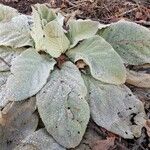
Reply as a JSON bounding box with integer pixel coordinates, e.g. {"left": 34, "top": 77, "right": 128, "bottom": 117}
{"left": 144, "top": 120, "right": 150, "bottom": 137}
{"left": 73, "top": 122, "right": 103, "bottom": 150}
{"left": 76, "top": 60, "right": 87, "bottom": 69}
{"left": 131, "top": 87, "right": 150, "bottom": 102}
{"left": 100, "top": 127, "right": 118, "bottom": 138}
{"left": 0, "top": 97, "right": 38, "bottom": 150}
{"left": 92, "top": 137, "right": 115, "bottom": 150}
{"left": 126, "top": 69, "right": 150, "bottom": 88}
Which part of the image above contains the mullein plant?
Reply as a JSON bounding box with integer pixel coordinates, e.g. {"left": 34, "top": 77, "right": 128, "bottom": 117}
{"left": 0, "top": 3, "right": 150, "bottom": 149}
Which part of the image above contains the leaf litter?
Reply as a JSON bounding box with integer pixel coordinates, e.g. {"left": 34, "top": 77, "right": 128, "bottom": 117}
{"left": 0, "top": 97, "right": 38, "bottom": 150}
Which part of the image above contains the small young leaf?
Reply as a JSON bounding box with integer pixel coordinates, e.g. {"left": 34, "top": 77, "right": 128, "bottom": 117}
{"left": 36, "top": 62, "right": 90, "bottom": 148}
{"left": 31, "top": 4, "right": 57, "bottom": 49}
{"left": 67, "top": 36, "right": 126, "bottom": 85}
{"left": 14, "top": 129, "right": 66, "bottom": 150}
{"left": 0, "top": 4, "right": 18, "bottom": 22}
{"left": 31, "top": 4, "right": 67, "bottom": 57}
{"left": 31, "top": 6, "right": 45, "bottom": 51}
{"left": 31, "top": 9, "right": 69, "bottom": 58}
{"left": 98, "top": 20, "right": 150, "bottom": 65}
{"left": 0, "top": 46, "right": 25, "bottom": 71}
{"left": 68, "top": 19, "right": 99, "bottom": 48}
{"left": 83, "top": 75, "right": 146, "bottom": 139}
{"left": 0, "top": 15, "right": 33, "bottom": 48}
{"left": 34, "top": 4, "right": 56, "bottom": 25}
{"left": 5, "top": 48, "right": 56, "bottom": 101}
{"left": 42, "top": 20, "right": 70, "bottom": 57}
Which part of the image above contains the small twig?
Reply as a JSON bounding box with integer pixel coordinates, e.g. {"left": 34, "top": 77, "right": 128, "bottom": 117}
{"left": 103, "top": 4, "right": 113, "bottom": 16}
{"left": 117, "top": 8, "right": 138, "bottom": 17}
{"left": 65, "top": 0, "right": 77, "bottom": 8}
{"left": 135, "top": 20, "right": 150, "bottom": 27}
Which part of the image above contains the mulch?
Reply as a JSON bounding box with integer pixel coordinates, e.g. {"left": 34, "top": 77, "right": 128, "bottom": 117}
{"left": 1, "top": 0, "right": 150, "bottom": 24}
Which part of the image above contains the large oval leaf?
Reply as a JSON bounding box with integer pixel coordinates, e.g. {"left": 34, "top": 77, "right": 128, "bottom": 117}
{"left": 14, "top": 129, "right": 66, "bottom": 150}
{"left": 98, "top": 20, "right": 150, "bottom": 65}
{"left": 0, "top": 15, "right": 33, "bottom": 48}
{"left": 83, "top": 74, "right": 146, "bottom": 139}
{"left": 0, "top": 46, "right": 25, "bottom": 71}
{"left": 68, "top": 19, "right": 99, "bottom": 48}
{"left": 0, "top": 4, "right": 18, "bottom": 22}
{"left": 36, "top": 61, "right": 90, "bottom": 148}
{"left": 67, "top": 36, "right": 126, "bottom": 85}
{"left": 5, "top": 48, "right": 56, "bottom": 101}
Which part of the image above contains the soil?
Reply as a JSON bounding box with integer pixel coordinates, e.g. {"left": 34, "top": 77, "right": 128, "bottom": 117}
{"left": 0, "top": 0, "right": 150, "bottom": 150}
{"left": 0, "top": 0, "right": 48, "bottom": 14}
{"left": 0, "top": 0, "right": 150, "bottom": 23}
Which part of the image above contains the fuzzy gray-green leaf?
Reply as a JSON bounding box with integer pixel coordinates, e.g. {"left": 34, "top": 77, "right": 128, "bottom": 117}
{"left": 42, "top": 20, "right": 70, "bottom": 57}
{"left": 98, "top": 20, "right": 150, "bottom": 65}
{"left": 0, "top": 46, "right": 25, "bottom": 71}
{"left": 31, "top": 4, "right": 68, "bottom": 57}
{"left": 0, "top": 15, "right": 33, "bottom": 48}
{"left": 68, "top": 19, "right": 99, "bottom": 48}
{"left": 36, "top": 61, "right": 90, "bottom": 148}
{"left": 83, "top": 75, "right": 146, "bottom": 139}
{"left": 67, "top": 36, "right": 126, "bottom": 85}
{"left": 14, "top": 129, "right": 66, "bottom": 150}
{"left": 5, "top": 48, "right": 56, "bottom": 101}
{"left": 0, "top": 4, "right": 18, "bottom": 22}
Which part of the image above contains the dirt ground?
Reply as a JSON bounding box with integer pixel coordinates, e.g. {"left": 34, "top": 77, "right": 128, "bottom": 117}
{"left": 0, "top": 0, "right": 150, "bottom": 150}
